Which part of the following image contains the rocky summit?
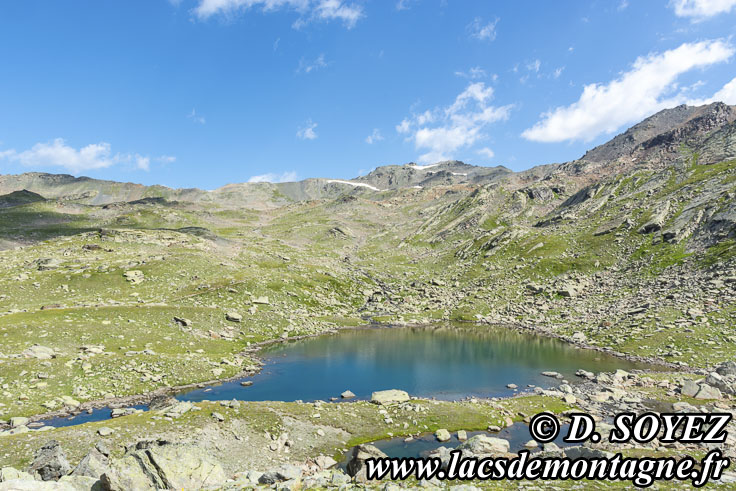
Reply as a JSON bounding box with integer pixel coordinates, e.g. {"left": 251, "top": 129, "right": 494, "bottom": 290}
{"left": 1, "top": 103, "right": 736, "bottom": 488}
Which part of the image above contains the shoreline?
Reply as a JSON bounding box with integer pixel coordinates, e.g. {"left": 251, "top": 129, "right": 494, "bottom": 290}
{"left": 18, "top": 319, "right": 695, "bottom": 427}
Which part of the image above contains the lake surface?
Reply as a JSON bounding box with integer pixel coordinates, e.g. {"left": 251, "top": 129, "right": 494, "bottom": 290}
{"left": 39, "top": 324, "right": 652, "bottom": 428}
{"left": 180, "top": 324, "right": 649, "bottom": 403}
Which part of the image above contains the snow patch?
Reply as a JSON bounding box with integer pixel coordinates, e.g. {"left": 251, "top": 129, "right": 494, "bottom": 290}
{"left": 407, "top": 163, "right": 441, "bottom": 171}
{"left": 451, "top": 172, "right": 468, "bottom": 176}
{"left": 326, "top": 180, "right": 381, "bottom": 191}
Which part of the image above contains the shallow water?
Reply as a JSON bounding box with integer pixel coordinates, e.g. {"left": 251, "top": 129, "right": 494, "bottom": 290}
{"left": 343, "top": 422, "right": 574, "bottom": 464}
{"left": 180, "top": 324, "right": 650, "bottom": 403}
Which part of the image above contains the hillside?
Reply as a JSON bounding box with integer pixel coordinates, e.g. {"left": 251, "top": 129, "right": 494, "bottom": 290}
{"left": 1, "top": 102, "right": 736, "bottom": 486}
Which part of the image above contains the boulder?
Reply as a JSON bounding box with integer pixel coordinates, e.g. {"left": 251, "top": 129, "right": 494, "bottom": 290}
{"left": 694, "top": 384, "right": 722, "bottom": 400}
{"left": 71, "top": 447, "right": 109, "bottom": 479}
{"left": 252, "top": 296, "right": 270, "bottom": 305}
{"left": 370, "top": 389, "right": 410, "bottom": 405}
{"left": 29, "top": 440, "right": 71, "bottom": 481}
{"left": 9, "top": 417, "right": 29, "bottom": 428}
{"left": 681, "top": 379, "right": 699, "bottom": 397}
{"left": 225, "top": 312, "right": 242, "bottom": 323}
{"left": 101, "top": 441, "right": 226, "bottom": 491}
{"left": 340, "top": 390, "right": 355, "bottom": 399}
{"left": 123, "top": 270, "right": 144, "bottom": 285}
{"left": 435, "top": 429, "right": 451, "bottom": 442}
{"left": 0, "top": 467, "right": 33, "bottom": 482}
{"left": 457, "top": 435, "right": 510, "bottom": 456}
{"left": 258, "top": 465, "right": 302, "bottom": 485}
{"left": 346, "top": 444, "right": 387, "bottom": 482}
{"left": 716, "top": 361, "right": 736, "bottom": 377}
{"left": 21, "top": 345, "right": 55, "bottom": 360}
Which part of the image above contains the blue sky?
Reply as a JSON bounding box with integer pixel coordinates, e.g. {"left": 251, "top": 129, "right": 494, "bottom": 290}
{"left": 1, "top": 0, "right": 736, "bottom": 189}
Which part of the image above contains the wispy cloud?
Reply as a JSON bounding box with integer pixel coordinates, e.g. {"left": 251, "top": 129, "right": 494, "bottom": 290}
{"left": 297, "top": 54, "right": 328, "bottom": 74}
{"left": 670, "top": 0, "right": 736, "bottom": 20}
{"left": 365, "top": 128, "right": 384, "bottom": 144}
{"left": 248, "top": 171, "right": 298, "bottom": 183}
{"left": 395, "top": 0, "right": 416, "bottom": 10}
{"left": 297, "top": 119, "right": 318, "bottom": 140}
{"left": 688, "top": 76, "right": 736, "bottom": 105}
{"left": 188, "top": 108, "right": 206, "bottom": 125}
{"left": 193, "top": 0, "right": 363, "bottom": 29}
{"left": 397, "top": 82, "right": 512, "bottom": 163}
{"left": 522, "top": 40, "right": 734, "bottom": 143}
{"left": 467, "top": 17, "right": 498, "bottom": 42}
{"left": 0, "top": 138, "right": 166, "bottom": 173}
{"left": 454, "top": 66, "right": 488, "bottom": 80}
{"left": 476, "top": 147, "right": 495, "bottom": 158}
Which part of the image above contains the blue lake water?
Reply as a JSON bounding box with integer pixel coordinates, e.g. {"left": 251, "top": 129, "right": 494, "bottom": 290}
{"left": 180, "top": 324, "right": 649, "bottom": 403}
{"left": 39, "top": 324, "right": 651, "bottom": 428}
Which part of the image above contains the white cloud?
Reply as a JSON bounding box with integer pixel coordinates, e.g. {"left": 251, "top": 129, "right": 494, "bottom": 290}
{"left": 297, "top": 54, "right": 327, "bottom": 73}
{"left": 467, "top": 17, "right": 498, "bottom": 42}
{"left": 527, "top": 59, "right": 541, "bottom": 73}
{"left": 553, "top": 67, "right": 565, "bottom": 79}
{"left": 0, "top": 138, "right": 164, "bottom": 173}
{"left": 688, "top": 76, "right": 736, "bottom": 104}
{"left": 135, "top": 155, "right": 150, "bottom": 171}
{"left": 248, "top": 171, "right": 298, "bottom": 183}
{"left": 194, "top": 0, "right": 363, "bottom": 28}
{"left": 455, "top": 66, "right": 487, "bottom": 80}
{"left": 297, "top": 119, "right": 318, "bottom": 140}
{"left": 522, "top": 40, "right": 734, "bottom": 143}
{"left": 395, "top": 0, "right": 415, "bottom": 10}
{"left": 477, "top": 147, "right": 495, "bottom": 158}
{"left": 157, "top": 155, "right": 177, "bottom": 164}
{"left": 397, "top": 82, "right": 512, "bottom": 163}
{"left": 188, "top": 108, "right": 206, "bottom": 124}
{"left": 670, "top": 0, "right": 736, "bottom": 19}
{"left": 365, "top": 128, "right": 384, "bottom": 144}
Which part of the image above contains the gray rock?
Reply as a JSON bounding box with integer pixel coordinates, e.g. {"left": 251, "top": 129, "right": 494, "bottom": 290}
{"left": 716, "top": 361, "right": 736, "bottom": 377}
{"left": 21, "top": 345, "right": 55, "bottom": 360}
{"left": 258, "top": 465, "right": 302, "bottom": 484}
{"left": 71, "top": 447, "right": 109, "bottom": 479}
{"left": 371, "top": 389, "right": 410, "bottom": 405}
{"left": 101, "top": 441, "right": 226, "bottom": 490}
{"left": 435, "top": 429, "right": 451, "bottom": 442}
{"left": 564, "top": 446, "right": 614, "bottom": 459}
{"left": 225, "top": 312, "right": 242, "bottom": 323}
{"left": 29, "top": 440, "right": 71, "bottom": 481}
{"left": 346, "top": 444, "right": 388, "bottom": 481}
{"left": 681, "top": 379, "right": 700, "bottom": 397}
{"left": 0, "top": 467, "right": 33, "bottom": 482}
{"left": 340, "top": 390, "right": 355, "bottom": 399}
{"left": 457, "top": 435, "right": 510, "bottom": 456}
{"left": 9, "top": 417, "right": 29, "bottom": 428}
{"left": 694, "top": 383, "right": 722, "bottom": 400}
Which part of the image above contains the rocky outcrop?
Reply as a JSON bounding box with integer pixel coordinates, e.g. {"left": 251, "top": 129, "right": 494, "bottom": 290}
{"left": 28, "top": 441, "right": 71, "bottom": 481}
{"left": 100, "top": 440, "right": 226, "bottom": 491}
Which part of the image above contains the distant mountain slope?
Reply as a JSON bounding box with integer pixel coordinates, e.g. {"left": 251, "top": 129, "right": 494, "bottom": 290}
{"left": 582, "top": 102, "right": 736, "bottom": 164}
{"left": 1, "top": 102, "right": 735, "bottom": 210}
